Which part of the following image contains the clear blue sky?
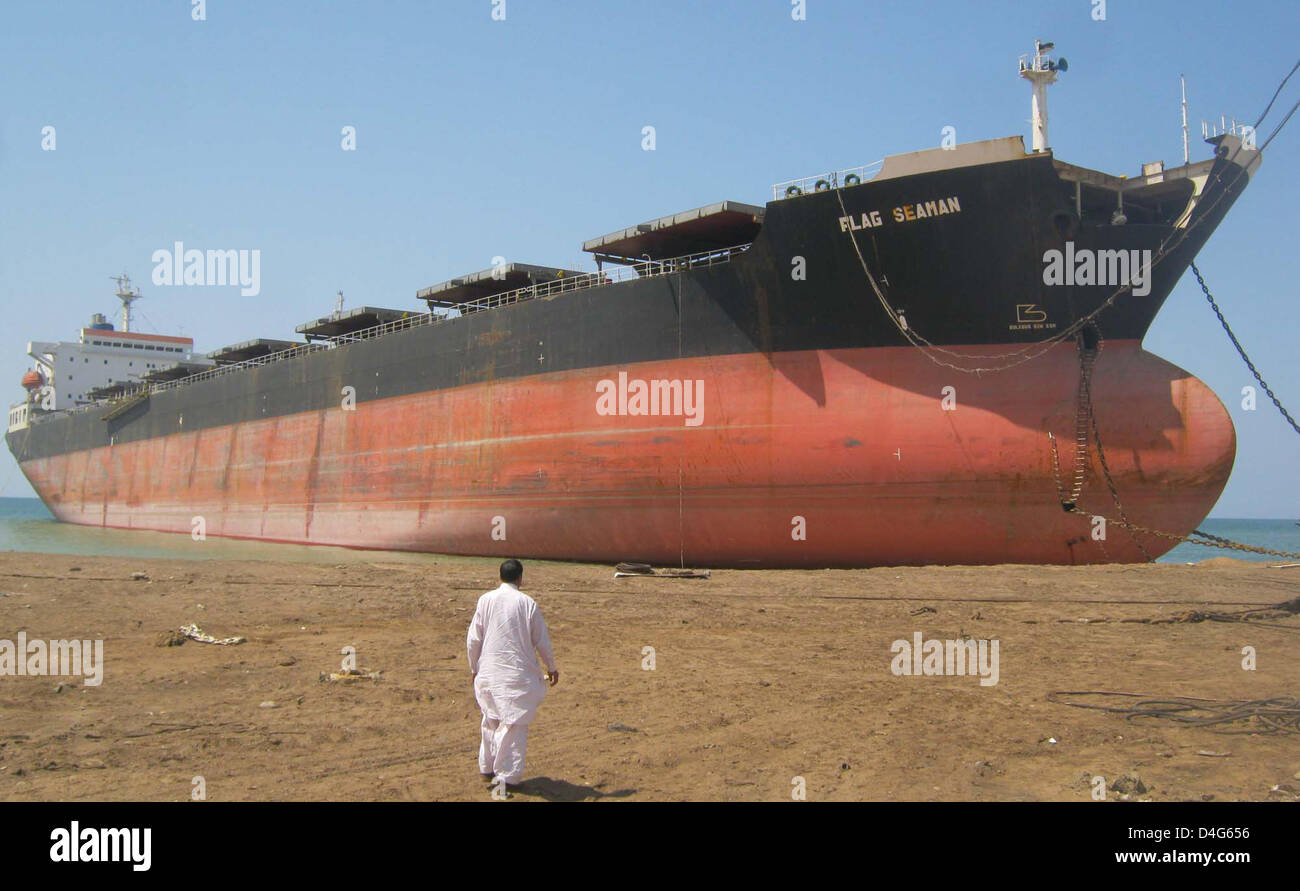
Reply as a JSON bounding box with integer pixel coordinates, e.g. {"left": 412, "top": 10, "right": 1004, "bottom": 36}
{"left": 1, "top": 0, "right": 1297, "bottom": 516}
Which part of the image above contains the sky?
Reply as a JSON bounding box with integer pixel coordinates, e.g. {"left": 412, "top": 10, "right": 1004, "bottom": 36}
{"left": 0, "top": 0, "right": 1297, "bottom": 516}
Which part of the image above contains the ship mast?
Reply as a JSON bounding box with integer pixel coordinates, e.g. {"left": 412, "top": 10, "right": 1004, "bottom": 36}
{"left": 110, "top": 272, "right": 143, "bottom": 333}
{"left": 1181, "top": 74, "right": 1190, "bottom": 165}
{"left": 1019, "top": 39, "right": 1067, "bottom": 153}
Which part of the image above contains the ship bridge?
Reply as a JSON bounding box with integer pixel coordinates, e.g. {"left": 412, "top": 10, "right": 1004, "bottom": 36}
{"left": 582, "top": 200, "right": 764, "bottom": 267}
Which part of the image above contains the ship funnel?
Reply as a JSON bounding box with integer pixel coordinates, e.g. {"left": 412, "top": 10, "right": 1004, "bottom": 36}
{"left": 1019, "top": 39, "right": 1066, "bottom": 153}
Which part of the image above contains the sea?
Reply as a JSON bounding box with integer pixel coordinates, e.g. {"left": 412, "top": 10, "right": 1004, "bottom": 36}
{"left": 0, "top": 496, "right": 1296, "bottom": 565}
{"left": 0, "top": 497, "right": 443, "bottom": 565}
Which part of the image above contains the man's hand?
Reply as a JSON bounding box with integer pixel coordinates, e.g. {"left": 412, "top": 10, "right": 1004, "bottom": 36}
{"left": 547, "top": 668, "right": 559, "bottom": 687}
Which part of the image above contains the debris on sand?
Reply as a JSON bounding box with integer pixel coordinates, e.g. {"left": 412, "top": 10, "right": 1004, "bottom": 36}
{"left": 613, "top": 562, "right": 710, "bottom": 579}
{"left": 319, "top": 668, "right": 381, "bottom": 683}
{"left": 177, "top": 623, "right": 245, "bottom": 645}
{"left": 1111, "top": 773, "right": 1148, "bottom": 795}
{"left": 156, "top": 630, "right": 188, "bottom": 647}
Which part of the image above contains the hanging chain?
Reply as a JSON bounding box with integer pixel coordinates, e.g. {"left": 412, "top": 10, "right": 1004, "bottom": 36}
{"left": 1052, "top": 325, "right": 1300, "bottom": 561}
{"left": 1192, "top": 261, "right": 1300, "bottom": 436}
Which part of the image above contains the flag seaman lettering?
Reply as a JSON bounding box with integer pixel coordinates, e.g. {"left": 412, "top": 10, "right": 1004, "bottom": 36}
{"left": 890, "top": 632, "right": 999, "bottom": 686}
{"left": 49, "top": 822, "right": 150, "bottom": 871}
{"left": 838, "top": 196, "right": 962, "bottom": 232}
{"left": 0, "top": 633, "right": 103, "bottom": 686}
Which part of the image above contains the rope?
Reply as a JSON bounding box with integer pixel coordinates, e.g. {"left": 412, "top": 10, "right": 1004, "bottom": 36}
{"left": 1252, "top": 58, "right": 1300, "bottom": 132}
{"left": 1119, "top": 597, "right": 1300, "bottom": 632}
{"left": 832, "top": 57, "right": 1300, "bottom": 376}
{"left": 1048, "top": 691, "right": 1300, "bottom": 734}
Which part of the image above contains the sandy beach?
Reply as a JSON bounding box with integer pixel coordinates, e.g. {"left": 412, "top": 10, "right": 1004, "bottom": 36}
{"left": 0, "top": 550, "right": 1296, "bottom": 801}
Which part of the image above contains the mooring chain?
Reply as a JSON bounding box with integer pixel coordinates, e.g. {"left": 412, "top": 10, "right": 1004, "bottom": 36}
{"left": 1072, "top": 330, "right": 1155, "bottom": 562}
{"left": 1091, "top": 514, "right": 1300, "bottom": 560}
{"left": 1191, "top": 261, "right": 1300, "bottom": 437}
{"left": 1055, "top": 326, "right": 1300, "bottom": 561}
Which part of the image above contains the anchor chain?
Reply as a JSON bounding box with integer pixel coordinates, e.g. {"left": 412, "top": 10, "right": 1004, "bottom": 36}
{"left": 1191, "top": 260, "right": 1300, "bottom": 437}
{"left": 1072, "top": 328, "right": 1154, "bottom": 561}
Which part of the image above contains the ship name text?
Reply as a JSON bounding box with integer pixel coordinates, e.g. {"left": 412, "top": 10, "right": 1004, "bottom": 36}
{"left": 838, "top": 196, "right": 963, "bottom": 233}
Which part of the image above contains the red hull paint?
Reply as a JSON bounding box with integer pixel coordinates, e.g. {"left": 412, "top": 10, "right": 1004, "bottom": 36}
{"left": 19, "top": 343, "right": 1234, "bottom": 567}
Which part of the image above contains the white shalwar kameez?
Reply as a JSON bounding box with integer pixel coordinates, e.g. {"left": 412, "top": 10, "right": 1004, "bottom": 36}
{"left": 466, "top": 582, "right": 557, "bottom": 784}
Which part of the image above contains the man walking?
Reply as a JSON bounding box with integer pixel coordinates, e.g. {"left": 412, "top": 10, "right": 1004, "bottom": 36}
{"left": 466, "top": 559, "right": 559, "bottom": 789}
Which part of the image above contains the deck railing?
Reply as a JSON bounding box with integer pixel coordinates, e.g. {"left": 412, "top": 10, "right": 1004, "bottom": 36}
{"left": 61, "top": 242, "right": 753, "bottom": 409}
{"left": 771, "top": 160, "right": 883, "bottom": 200}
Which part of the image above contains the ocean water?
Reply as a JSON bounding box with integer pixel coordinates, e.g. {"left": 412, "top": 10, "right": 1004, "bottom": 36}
{"left": 0, "top": 497, "right": 1294, "bottom": 565}
{"left": 1157, "top": 518, "right": 1300, "bottom": 564}
{"left": 0, "top": 497, "right": 445, "bottom": 565}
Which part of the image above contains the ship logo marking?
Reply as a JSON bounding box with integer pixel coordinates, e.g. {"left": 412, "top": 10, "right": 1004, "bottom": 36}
{"left": 596, "top": 371, "right": 704, "bottom": 427}
{"left": 1041, "top": 242, "right": 1152, "bottom": 297}
{"left": 1016, "top": 304, "right": 1048, "bottom": 323}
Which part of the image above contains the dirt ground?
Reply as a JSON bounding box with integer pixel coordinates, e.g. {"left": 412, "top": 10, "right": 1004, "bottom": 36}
{"left": 0, "top": 550, "right": 1297, "bottom": 801}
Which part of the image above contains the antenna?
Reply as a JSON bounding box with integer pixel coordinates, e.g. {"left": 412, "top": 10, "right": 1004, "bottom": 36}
{"left": 1180, "top": 74, "right": 1190, "bottom": 165}
{"left": 1019, "top": 39, "right": 1067, "bottom": 153}
{"left": 334, "top": 290, "right": 345, "bottom": 317}
{"left": 109, "top": 272, "right": 142, "bottom": 333}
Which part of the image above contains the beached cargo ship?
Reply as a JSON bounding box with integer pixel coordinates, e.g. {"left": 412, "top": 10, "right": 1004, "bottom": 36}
{"left": 5, "top": 44, "right": 1262, "bottom": 566}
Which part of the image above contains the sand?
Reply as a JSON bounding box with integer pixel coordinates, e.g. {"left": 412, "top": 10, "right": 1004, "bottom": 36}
{"left": 0, "top": 550, "right": 1297, "bottom": 801}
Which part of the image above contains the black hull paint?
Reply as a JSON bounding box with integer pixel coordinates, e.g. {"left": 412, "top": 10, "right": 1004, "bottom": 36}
{"left": 8, "top": 145, "right": 1252, "bottom": 466}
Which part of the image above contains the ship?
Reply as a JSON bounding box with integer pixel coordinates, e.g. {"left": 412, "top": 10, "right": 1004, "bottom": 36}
{"left": 5, "top": 43, "right": 1263, "bottom": 567}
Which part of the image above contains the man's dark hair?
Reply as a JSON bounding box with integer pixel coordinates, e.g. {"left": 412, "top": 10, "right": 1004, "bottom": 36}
{"left": 499, "top": 559, "right": 523, "bottom": 585}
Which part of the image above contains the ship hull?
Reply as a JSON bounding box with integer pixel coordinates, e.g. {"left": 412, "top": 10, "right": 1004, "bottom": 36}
{"left": 11, "top": 341, "right": 1233, "bottom": 566}
{"left": 7, "top": 135, "right": 1257, "bottom": 566}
